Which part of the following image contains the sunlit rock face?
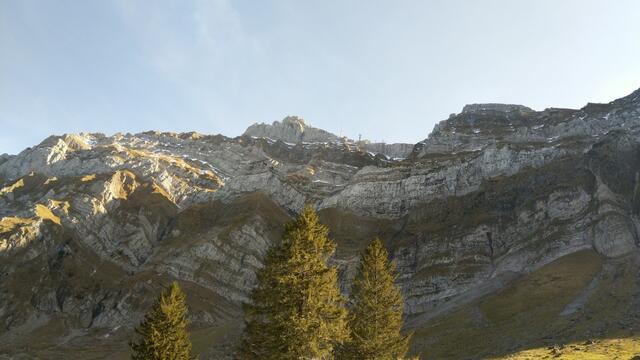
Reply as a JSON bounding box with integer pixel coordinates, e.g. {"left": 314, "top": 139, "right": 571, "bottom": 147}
{"left": 1, "top": 88, "right": 640, "bottom": 358}
{"left": 243, "top": 116, "right": 341, "bottom": 144}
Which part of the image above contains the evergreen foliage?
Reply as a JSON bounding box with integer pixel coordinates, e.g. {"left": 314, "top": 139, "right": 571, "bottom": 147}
{"left": 240, "top": 206, "right": 348, "bottom": 359}
{"left": 130, "top": 281, "right": 193, "bottom": 360}
{"left": 339, "top": 238, "right": 411, "bottom": 360}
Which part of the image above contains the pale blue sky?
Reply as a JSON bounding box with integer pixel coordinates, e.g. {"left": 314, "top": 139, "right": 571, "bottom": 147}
{"left": 1, "top": 1, "right": 640, "bottom": 154}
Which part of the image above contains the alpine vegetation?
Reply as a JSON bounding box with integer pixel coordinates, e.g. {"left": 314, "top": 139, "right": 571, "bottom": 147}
{"left": 339, "top": 238, "right": 411, "bottom": 360}
{"left": 130, "top": 282, "right": 193, "bottom": 360}
{"left": 239, "top": 206, "right": 348, "bottom": 359}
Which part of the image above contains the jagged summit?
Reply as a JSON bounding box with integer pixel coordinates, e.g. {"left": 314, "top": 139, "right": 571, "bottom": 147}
{"left": 281, "top": 115, "right": 306, "bottom": 126}
{"left": 243, "top": 115, "right": 341, "bottom": 144}
{"left": 461, "top": 103, "right": 534, "bottom": 114}
{"left": 243, "top": 116, "right": 415, "bottom": 159}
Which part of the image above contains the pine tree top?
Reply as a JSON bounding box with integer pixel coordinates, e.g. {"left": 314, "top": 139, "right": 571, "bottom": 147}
{"left": 240, "top": 205, "right": 347, "bottom": 360}
{"left": 130, "top": 281, "right": 193, "bottom": 360}
{"left": 282, "top": 205, "right": 335, "bottom": 257}
{"left": 341, "top": 238, "right": 411, "bottom": 360}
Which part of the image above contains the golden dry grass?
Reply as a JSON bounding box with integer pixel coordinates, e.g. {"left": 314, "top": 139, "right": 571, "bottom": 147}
{"left": 495, "top": 336, "right": 640, "bottom": 359}
{"left": 35, "top": 204, "right": 61, "bottom": 225}
{"left": 0, "top": 216, "right": 35, "bottom": 234}
{"left": 411, "top": 250, "right": 607, "bottom": 359}
{"left": 124, "top": 147, "right": 222, "bottom": 187}
{"left": 0, "top": 178, "right": 25, "bottom": 195}
{"left": 80, "top": 174, "right": 97, "bottom": 182}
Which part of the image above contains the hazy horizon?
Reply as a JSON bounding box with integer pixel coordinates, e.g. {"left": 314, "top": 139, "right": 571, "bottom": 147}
{"left": 2, "top": 0, "right": 640, "bottom": 155}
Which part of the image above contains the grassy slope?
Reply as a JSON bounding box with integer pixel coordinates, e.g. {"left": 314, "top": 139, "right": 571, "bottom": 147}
{"left": 412, "top": 250, "right": 640, "bottom": 359}
{"left": 495, "top": 336, "right": 640, "bottom": 359}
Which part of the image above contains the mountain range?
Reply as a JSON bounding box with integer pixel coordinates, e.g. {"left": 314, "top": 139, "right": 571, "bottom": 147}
{"left": 2, "top": 88, "right": 640, "bottom": 359}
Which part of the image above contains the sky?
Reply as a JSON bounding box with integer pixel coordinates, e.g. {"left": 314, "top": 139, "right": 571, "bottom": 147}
{"left": 1, "top": 1, "right": 640, "bottom": 155}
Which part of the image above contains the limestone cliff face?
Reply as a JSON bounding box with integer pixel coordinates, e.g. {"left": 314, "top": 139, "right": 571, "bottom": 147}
{"left": 243, "top": 116, "right": 341, "bottom": 144}
{"left": 1, "top": 89, "right": 640, "bottom": 358}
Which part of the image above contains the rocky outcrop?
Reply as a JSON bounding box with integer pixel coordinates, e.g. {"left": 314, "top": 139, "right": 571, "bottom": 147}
{"left": 0, "top": 154, "right": 11, "bottom": 168}
{"left": 461, "top": 103, "right": 534, "bottom": 114}
{"left": 1, "top": 88, "right": 640, "bottom": 358}
{"left": 243, "top": 116, "right": 341, "bottom": 144}
{"left": 244, "top": 116, "right": 415, "bottom": 159}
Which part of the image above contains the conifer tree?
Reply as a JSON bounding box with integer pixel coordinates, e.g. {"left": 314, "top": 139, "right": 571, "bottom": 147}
{"left": 339, "top": 238, "right": 411, "bottom": 360}
{"left": 130, "top": 281, "right": 193, "bottom": 360}
{"left": 240, "top": 206, "right": 348, "bottom": 359}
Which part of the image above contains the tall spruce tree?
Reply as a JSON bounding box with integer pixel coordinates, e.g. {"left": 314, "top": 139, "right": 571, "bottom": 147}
{"left": 339, "top": 238, "right": 411, "bottom": 360}
{"left": 130, "top": 281, "right": 193, "bottom": 360}
{"left": 240, "top": 206, "right": 348, "bottom": 359}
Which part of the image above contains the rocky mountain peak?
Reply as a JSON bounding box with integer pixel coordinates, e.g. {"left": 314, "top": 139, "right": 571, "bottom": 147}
{"left": 243, "top": 116, "right": 340, "bottom": 144}
{"left": 243, "top": 116, "right": 415, "bottom": 159}
{"left": 461, "top": 103, "right": 534, "bottom": 114}
{"left": 281, "top": 115, "right": 306, "bottom": 126}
